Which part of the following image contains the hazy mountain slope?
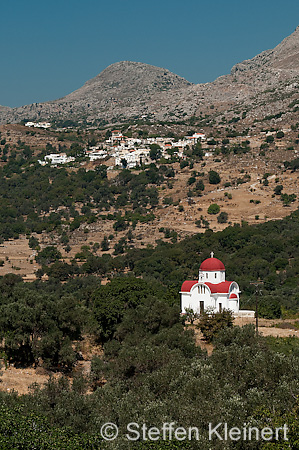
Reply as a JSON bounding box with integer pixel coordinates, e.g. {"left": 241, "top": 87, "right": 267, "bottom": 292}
{"left": 64, "top": 61, "right": 193, "bottom": 101}
{"left": 0, "top": 62, "right": 195, "bottom": 124}
{"left": 1, "top": 26, "right": 299, "bottom": 124}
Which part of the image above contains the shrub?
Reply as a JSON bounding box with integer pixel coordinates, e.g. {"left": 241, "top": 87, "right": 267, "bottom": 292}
{"left": 195, "top": 180, "right": 205, "bottom": 192}
{"left": 163, "top": 197, "right": 173, "bottom": 205}
{"left": 180, "top": 160, "right": 189, "bottom": 169}
{"left": 274, "top": 185, "right": 283, "bottom": 195}
{"left": 208, "top": 170, "right": 221, "bottom": 185}
{"left": 187, "top": 176, "right": 196, "bottom": 185}
{"left": 276, "top": 131, "right": 285, "bottom": 139}
{"left": 184, "top": 308, "right": 200, "bottom": 324}
{"left": 281, "top": 193, "right": 297, "bottom": 206}
{"left": 217, "top": 211, "right": 228, "bottom": 223}
{"left": 197, "top": 309, "right": 234, "bottom": 342}
{"left": 259, "top": 297, "right": 282, "bottom": 319}
{"left": 208, "top": 203, "right": 220, "bottom": 215}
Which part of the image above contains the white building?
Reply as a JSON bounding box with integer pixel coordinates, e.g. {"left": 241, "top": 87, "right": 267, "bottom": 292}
{"left": 180, "top": 253, "right": 240, "bottom": 314}
{"left": 43, "top": 153, "right": 75, "bottom": 165}
{"left": 25, "top": 122, "right": 51, "bottom": 129}
{"left": 86, "top": 148, "right": 108, "bottom": 161}
{"left": 185, "top": 133, "right": 206, "bottom": 144}
{"left": 115, "top": 149, "right": 150, "bottom": 168}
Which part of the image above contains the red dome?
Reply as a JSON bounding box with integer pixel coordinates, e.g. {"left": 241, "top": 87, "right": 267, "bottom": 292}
{"left": 229, "top": 293, "right": 238, "bottom": 299}
{"left": 200, "top": 257, "right": 225, "bottom": 271}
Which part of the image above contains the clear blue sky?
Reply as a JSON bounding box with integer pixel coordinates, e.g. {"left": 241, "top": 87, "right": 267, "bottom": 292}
{"left": 1, "top": 0, "right": 299, "bottom": 107}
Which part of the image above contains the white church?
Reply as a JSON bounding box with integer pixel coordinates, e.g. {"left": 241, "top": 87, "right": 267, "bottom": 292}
{"left": 180, "top": 253, "right": 240, "bottom": 315}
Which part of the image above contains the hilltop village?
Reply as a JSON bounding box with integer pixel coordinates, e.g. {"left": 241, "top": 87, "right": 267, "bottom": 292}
{"left": 35, "top": 127, "right": 207, "bottom": 168}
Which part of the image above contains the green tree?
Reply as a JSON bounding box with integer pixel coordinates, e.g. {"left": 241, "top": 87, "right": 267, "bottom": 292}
{"left": 197, "top": 309, "right": 234, "bottom": 343}
{"left": 208, "top": 170, "right": 221, "bottom": 184}
{"left": 149, "top": 144, "right": 162, "bottom": 160}
{"left": 208, "top": 203, "right": 220, "bottom": 214}
{"left": 92, "top": 277, "right": 159, "bottom": 341}
{"left": 101, "top": 236, "right": 109, "bottom": 251}
{"left": 0, "top": 287, "right": 84, "bottom": 370}
{"left": 274, "top": 184, "right": 283, "bottom": 195}
{"left": 217, "top": 211, "right": 228, "bottom": 223}
{"left": 35, "top": 246, "right": 62, "bottom": 266}
{"left": 276, "top": 130, "right": 285, "bottom": 139}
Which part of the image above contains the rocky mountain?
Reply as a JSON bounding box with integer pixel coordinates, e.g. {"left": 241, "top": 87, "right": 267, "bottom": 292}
{"left": 232, "top": 25, "right": 299, "bottom": 73}
{"left": 0, "top": 62, "right": 195, "bottom": 125}
{"left": 1, "top": 26, "right": 299, "bottom": 125}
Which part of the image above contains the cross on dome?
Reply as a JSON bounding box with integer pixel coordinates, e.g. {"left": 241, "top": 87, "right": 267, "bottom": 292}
{"left": 210, "top": 251, "right": 214, "bottom": 258}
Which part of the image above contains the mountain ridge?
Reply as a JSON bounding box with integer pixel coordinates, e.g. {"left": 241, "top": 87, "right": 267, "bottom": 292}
{"left": 1, "top": 26, "right": 299, "bottom": 124}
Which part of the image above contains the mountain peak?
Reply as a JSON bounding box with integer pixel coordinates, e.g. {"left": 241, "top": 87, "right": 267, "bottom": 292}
{"left": 72, "top": 60, "right": 193, "bottom": 93}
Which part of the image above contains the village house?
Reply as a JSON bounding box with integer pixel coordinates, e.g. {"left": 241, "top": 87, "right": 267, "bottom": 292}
{"left": 38, "top": 153, "right": 75, "bottom": 165}
{"left": 85, "top": 147, "right": 108, "bottom": 161}
{"left": 115, "top": 148, "right": 150, "bottom": 168}
{"left": 25, "top": 121, "right": 51, "bottom": 129}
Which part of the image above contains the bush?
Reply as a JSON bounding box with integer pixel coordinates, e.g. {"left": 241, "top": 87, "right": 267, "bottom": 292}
{"left": 259, "top": 297, "right": 282, "bottom": 319}
{"left": 197, "top": 309, "right": 234, "bottom": 342}
{"left": 184, "top": 308, "right": 200, "bottom": 324}
{"left": 35, "top": 246, "right": 62, "bottom": 265}
{"left": 281, "top": 193, "right": 297, "bottom": 206}
{"left": 163, "top": 197, "right": 173, "bottom": 205}
{"left": 276, "top": 131, "right": 285, "bottom": 139}
{"left": 180, "top": 160, "right": 189, "bottom": 170}
{"left": 195, "top": 180, "right": 205, "bottom": 193}
{"left": 217, "top": 211, "right": 228, "bottom": 223}
{"left": 187, "top": 176, "right": 196, "bottom": 185}
{"left": 208, "top": 170, "right": 221, "bottom": 184}
{"left": 274, "top": 184, "right": 283, "bottom": 195}
{"left": 208, "top": 203, "right": 220, "bottom": 215}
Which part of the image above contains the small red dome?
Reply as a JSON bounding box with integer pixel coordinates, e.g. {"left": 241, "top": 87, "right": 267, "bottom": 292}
{"left": 229, "top": 293, "right": 238, "bottom": 299}
{"left": 200, "top": 257, "right": 225, "bottom": 271}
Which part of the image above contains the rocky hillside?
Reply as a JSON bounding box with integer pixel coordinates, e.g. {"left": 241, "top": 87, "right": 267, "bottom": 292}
{"left": 232, "top": 25, "right": 299, "bottom": 73}
{"left": 1, "top": 26, "right": 299, "bottom": 125}
{"left": 195, "top": 25, "right": 299, "bottom": 123}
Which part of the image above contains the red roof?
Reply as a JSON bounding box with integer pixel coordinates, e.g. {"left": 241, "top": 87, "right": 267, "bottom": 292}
{"left": 200, "top": 257, "right": 225, "bottom": 271}
{"left": 181, "top": 280, "right": 198, "bottom": 292}
{"left": 181, "top": 280, "right": 234, "bottom": 294}
{"left": 205, "top": 281, "right": 233, "bottom": 294}
{"left": 229, "top": 293, "right": 238, "bottom": 299}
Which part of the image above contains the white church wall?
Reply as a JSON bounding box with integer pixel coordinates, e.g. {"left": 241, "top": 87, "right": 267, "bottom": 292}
{"left": 228, "top": 299, "right": 239, "bottom": 312}
{"left": 181, "top": 283, "right": 215, "bottom": 313}
{"left": 200, "top": 270, "right": 225, "bottom": 283}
